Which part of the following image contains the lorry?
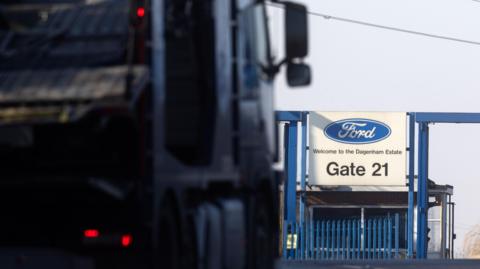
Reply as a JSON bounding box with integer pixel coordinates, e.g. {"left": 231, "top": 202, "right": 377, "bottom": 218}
{"left": 0, "top": 0, "right": 310, "bottom": 268}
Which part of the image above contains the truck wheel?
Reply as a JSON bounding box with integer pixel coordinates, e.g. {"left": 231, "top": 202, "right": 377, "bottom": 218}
{"left": 184, "top": 217, "right": 198, "bottom": 269}
{"left": 253, "top": 195, "right": 274, "bottom": 269}
{"left": 158, "top": 199, "right": 181, "bottom": 269}
{"left": 196, "top": 200, "right": 246, "bottom": 269}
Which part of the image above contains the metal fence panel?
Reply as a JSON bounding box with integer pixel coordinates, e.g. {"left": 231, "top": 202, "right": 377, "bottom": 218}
{"left": 282, "top": 214, "right": 402, "bottom": 261}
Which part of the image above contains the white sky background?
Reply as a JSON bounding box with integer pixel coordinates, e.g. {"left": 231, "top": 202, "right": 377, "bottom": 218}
{"left": 269, "top": 0, "right": 480, "bottom": 257}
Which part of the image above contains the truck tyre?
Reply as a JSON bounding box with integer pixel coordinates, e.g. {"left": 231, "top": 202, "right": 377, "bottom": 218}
{"left": 195, "top": 203, "right": 222, "bottom": 269}
{"left": 158, "top": 199, "right": 181, "bottom": 269}
{"left": 253, "top": 195, "right": 274, "bottom": 269}
{"left": 184, "top": 216, "right": 198, "bottom": 269}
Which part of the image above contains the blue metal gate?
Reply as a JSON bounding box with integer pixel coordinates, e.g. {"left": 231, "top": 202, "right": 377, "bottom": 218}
{"left": 282, "top": 214, "right": 401, "bottom": 260}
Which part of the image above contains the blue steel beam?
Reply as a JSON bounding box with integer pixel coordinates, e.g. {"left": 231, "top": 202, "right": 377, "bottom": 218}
{"left": 299, "top": 112, "right": 308, "bottom": 226}
{"left": 407, "top": 113, "right": 415, "bottom": 258}
{"left": 395, "top": 214, "right": 400, "bottom": 258}
{"left": 417, "top": 122, "right": 429, "bottom": 258}
{"left": 415, "top": 112, "right": 480, "bottom": 123}
{"left": 284, "top": 122, "right": 298, "bottom": 224}
{"left": 283, "top": 221, "right": 288, "bottom": 258}
{"left": 276, "top": 111, "right": 303, "bottom": 122}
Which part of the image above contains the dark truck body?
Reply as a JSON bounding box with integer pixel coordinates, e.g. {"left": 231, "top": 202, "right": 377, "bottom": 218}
{"left": 0, "top": 0, "right": 310, "bottom": 268}
{"left": 0, "top": 1, "right": 150, "bottom": 267}
{"left": 0, "top": 0, "right": 147, "bottom": 117}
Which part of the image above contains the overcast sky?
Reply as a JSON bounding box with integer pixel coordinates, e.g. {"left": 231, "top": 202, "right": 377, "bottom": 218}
{"left": 271, "top": 0, "right": 480, "bottom": 257}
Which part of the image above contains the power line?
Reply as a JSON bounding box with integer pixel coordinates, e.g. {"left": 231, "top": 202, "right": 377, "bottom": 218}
{"left": 267, "top": 3, "right": 480, "bottom": 47}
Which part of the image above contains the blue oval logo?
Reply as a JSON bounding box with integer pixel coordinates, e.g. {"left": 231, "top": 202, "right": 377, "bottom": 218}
{"left": 324, "top": 118, "right": 391, "bottom": 144}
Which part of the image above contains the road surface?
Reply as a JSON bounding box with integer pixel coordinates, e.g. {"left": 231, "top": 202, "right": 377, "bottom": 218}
{"left": 277, "top": 259, "right": 480, "bottom": 269}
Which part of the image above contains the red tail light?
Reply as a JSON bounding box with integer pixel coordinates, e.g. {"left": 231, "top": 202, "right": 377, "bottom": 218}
{"left": 136, "top": 7, "right": 145, "bottom": 18}
{"left": 121, "top": 234, "right": 133, "bottom": 247}
{"left": 84, "top": 229, "right": 99, "bottom": 238}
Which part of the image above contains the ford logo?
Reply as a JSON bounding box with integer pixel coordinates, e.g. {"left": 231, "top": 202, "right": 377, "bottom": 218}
{"left": 324, "top": 118, "right": 391, "bottom": 144}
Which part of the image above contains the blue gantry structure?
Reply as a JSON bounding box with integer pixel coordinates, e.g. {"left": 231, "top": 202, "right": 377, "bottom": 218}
{"left": 277, "top": 111, "right": 476, "bottom": 260}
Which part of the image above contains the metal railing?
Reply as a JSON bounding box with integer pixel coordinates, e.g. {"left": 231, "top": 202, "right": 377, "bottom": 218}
{"left": 282, "top": 214, "right": 401, "bottom": 260}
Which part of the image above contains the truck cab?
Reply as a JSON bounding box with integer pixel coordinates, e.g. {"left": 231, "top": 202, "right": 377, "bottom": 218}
{"left": 155, "top": 1, "right": 310, "bottom": 268}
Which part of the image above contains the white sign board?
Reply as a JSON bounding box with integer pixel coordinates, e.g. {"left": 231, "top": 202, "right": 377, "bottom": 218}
{"left": 308, "top": 112, "right": 407, "bottom": 186}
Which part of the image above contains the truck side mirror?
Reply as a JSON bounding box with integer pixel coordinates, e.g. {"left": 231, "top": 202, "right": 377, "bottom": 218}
{"left": 284, "top": 2, "right": 308, "bottom": 60}
{"left": 287, "top": 63, "right": 311, "bottom": 87}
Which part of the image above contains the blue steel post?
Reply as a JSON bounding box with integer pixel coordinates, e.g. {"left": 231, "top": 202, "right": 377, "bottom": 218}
{"left": 299, "top": 113, "right": 308, "bottom": 260}
{"left": 333, "top": 221, "right": 337, "bottom": 259}
{"left": 370, "top": 220, "right": 373, "bottom": 259}
{"left": 353, "top": 220, "right": 357, "bottom": 259}
{"left": 383, "top": 218, "right": 387, "bottom": 259}
{"left": 417, "top": 122, "right": 429, "bottom": 259}
{"left": 307, "top": 221, "right": 310, "bottom": 259}
{"left": 298, "top": 223, "right": 302, "bottom": 259}
{"left": 395, "top": 213, "right": 400, "bottom": 258}
{"left": 379, "top": 219, "right": 383, "bottom": 259}
{"left": 316, "top": 221, "right": 319, "bottom": 259}
{"left": 342, "top": 220, "right": 346, "bottom": 259}
{"left": 326, "top": 221, "right": 330, "bottom": 259}
{"left": 303, "top": 222, "right": 306, "bottom": 259}
{"left": 284, "top": 123, "right": 297, "bottom": 227}
{"left": 347, "top": 220, "right": 352, "bottom": 260}
{"left": 407, "top": 112, "right": 415, "bottom": 258}
{"left": 295, "top": 223, "right": 299, "bottom": 259}
{"left": 284, "top": 122, "right": 298, "bottom": 259}
{"left": 300, "top": 223, "right": 306, "bottom": 260}
{"left": 404, "top": 213, "right": 408, "bottom": 257}
{"left": 299, "top": 112, "right": 308, "bottom": 226}
{"left": 335, "top": 220, "right": 342, "bottom": 260}
{"left": 378, "top": 219, "right": 382, "bottom": 259}
{"left": 365, "top": 220, "right": 368, "bottom": 259}
{"left": 309, "top": 221, "right": 315, "bottom": 259}
{"left": 368, "top": 219, "right": 372, "bottom": 259}
{"left": 358, "top": 219, "right": 362, "bottom": 259}
{"left": 320, "top": 220, "right": 325, "bottom": 260}
{"left": 303, "top": 222, "right": 309, "bottom": 259}
{"left": 373, "top": 219, "right": 377, "bottom": 259}
{"left": 388, "top": 217, "right": 392, "bottom": 259}
{"left": 331, "top": 221, "right": 334, "bottom": 259}
{"left": 321, "top": 221, "right": 325, "bottom": 259}
{"left": 312, "top": 222, "right": 315, "bottom": 259}
{"left": 302, "top": 223, "right": 306, "bottom": 259}
{"left": 283, "top": 221, "right": 288, "bottom": 258}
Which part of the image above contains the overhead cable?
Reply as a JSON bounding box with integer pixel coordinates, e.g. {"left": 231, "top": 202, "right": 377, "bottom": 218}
{"left": 267, "top": 3, "right": 480, "bottom": 47}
